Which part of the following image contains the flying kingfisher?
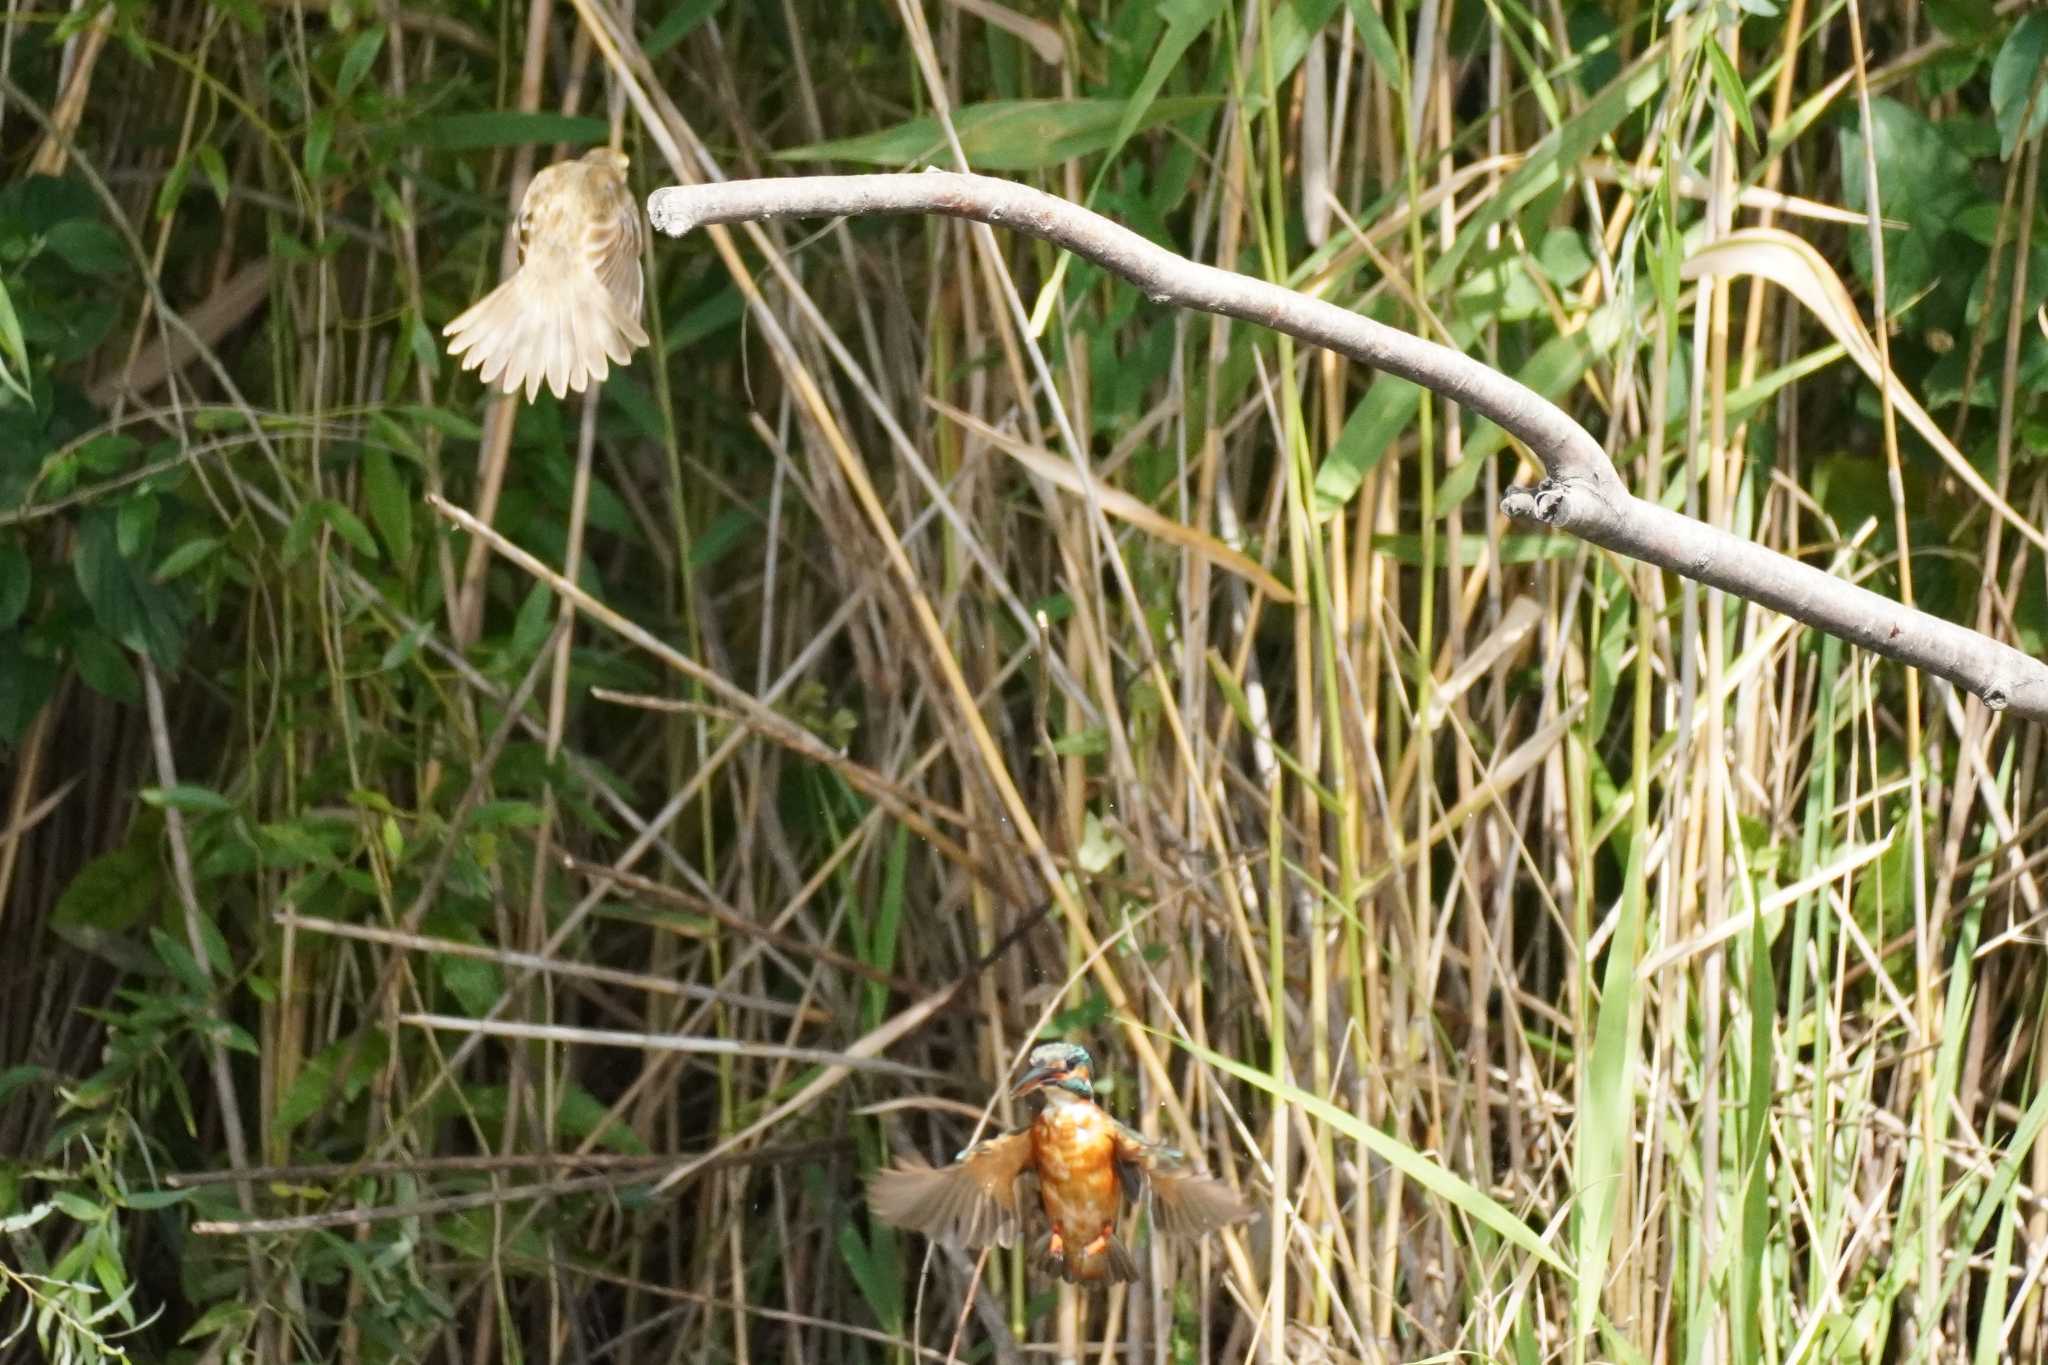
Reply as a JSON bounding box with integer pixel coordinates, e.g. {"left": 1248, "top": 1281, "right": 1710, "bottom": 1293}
{"left": 867, "top": 1041, "right": 1253, "bottom": 1283}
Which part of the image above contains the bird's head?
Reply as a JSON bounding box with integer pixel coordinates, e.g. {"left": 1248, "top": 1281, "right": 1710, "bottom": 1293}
{"left": 1012, "top": 1042, "right": 1095, "bottom": 1100}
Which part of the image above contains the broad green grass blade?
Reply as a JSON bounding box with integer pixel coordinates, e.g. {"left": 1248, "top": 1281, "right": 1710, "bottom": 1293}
{"left": 1166, "top": 1032, "right": 1569, "bottom": 1274}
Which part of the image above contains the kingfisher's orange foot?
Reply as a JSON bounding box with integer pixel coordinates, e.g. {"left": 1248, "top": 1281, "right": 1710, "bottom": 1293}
{"left": 1047, "top": 1232, "right": 1065, "bottom": 1259}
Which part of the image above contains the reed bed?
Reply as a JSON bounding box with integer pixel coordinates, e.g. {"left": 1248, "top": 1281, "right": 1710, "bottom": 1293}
{"left": 4, "top": 2, "right": 2047, "bottom": 1362}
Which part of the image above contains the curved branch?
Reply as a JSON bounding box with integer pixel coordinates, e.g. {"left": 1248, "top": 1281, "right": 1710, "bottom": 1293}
{"left": 647, "top": 171, "right": 2048, "bottom": 721}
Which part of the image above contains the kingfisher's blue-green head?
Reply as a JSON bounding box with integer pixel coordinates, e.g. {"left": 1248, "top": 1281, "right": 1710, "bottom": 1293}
{"left": 1012, "top": 1042, "right": 1095, "bottom": 1099}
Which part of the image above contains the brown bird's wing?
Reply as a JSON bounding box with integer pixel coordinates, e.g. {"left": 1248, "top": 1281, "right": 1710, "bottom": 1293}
{"left": 1111, "top": 1121, "right": 1255, "bottom": 1239}
{"left": 867, "top": 1129, "right": 1038, "bottom": 1249}
{"left": 585, "top": 177, "right": 647, "bottom": 331}
{"left": 544, "top": 153, "right": 648, "bottom": 341}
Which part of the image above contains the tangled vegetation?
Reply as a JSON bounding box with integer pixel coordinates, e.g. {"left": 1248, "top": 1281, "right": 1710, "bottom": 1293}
{"left": 4, "top": 1, "right": 2048, "bottom": 1361}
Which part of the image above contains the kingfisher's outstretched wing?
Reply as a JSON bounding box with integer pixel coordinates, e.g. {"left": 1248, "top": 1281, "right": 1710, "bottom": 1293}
{"left": 867, "top": 1130, "right": 1038, "bottom": 1248}
{"left": 1111, "top": 1121, "right": 1255, "bottom": 1238}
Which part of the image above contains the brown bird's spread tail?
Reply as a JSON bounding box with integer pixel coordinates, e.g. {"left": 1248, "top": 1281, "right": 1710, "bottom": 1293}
{"left": 443, "top": 267, "right": 646, "bottom": 402}
{"left": 444, "top": 148, "right": 649, "bottom": 402}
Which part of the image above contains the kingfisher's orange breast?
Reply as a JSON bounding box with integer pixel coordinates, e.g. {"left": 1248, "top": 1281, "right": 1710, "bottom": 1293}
{"left": 1032, "top": 1103, "right": 1122, "bottom": 1239}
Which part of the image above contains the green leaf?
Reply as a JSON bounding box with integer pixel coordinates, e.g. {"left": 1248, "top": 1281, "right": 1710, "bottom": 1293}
{"left": 395, "top": 403, "right": 483, "bottom": 442}
{"left": 0, "top": 174, "right": 100, "bottom": 233}
{"left": 116, "top": 494, "right": 158, "bottom": 559}
{"left": 255, "top": 820, "right": 342, "bottom": 869}
{"left": 408, "top": 311, "right": 440, "bottom": 378}
{"left": 411, "top": 112, "right": 609, "bottom": 151}
{"left": 437, "top": 953, "right": 501, "bottom": 1017}
{"left": 151, "top": 927, "right": 214, "bottom": 993}
{"left": 1089, "top": 0, "right": 1226, "bottom": 192}
{"left": 777, "top": 96, "right": 1220, "bottom": 171}
{"left": 281, "top": 499, "right": 321, "bottom": 566}
{"left": 269, "top": 229, "right": 313, "bottom": 263}
{"left": 1536, "top": 227, "right": 1595, "bottom": 286}
{"left": 141, "top": 784, "right": 233, "bottom": 813}
{"left": 0, "top": 1064, "right": 44, "bottom": 1106}
{"left": 1050, "top": 727, "right": 1107, "bottom": 756}
{"left": 335, "top": 24, "right": 386, "bottom": 99}
{"left": 305, "top": 109, "right": 335, "bottom": 182}
{"left": 370, "top": 171, "right": 409, "bottom": 232}
{"left": 362, "top": 447, "right": 413, "bottom": 561}
{"left": 1840, "top": 98, "right": 1977, "bottom": 300}
{"left": 1701, "top": 33, "right": 1757, "bottom": 148}
{"left": 154, "top": 535, "right": 221, "bottom": 582}
{"left": 52, "top": 1191, "right": 105, "bottom": 1223}
{"left": 271, "top": 1056, "right": 336, "bottom": 1140}
{"left": 155, "top": 153, "right": 194, "bottom": 219}
{"left": 195, "top": 143, "right": 230, "bottom": 206}
{"left": 859, "top": 825, "right": 910, "bottom": 1033}
{"left": 644, "top": 0, "right": 722, "bottom": 58}
{"left": 53, "top": 843, "right": 160, "bottom": 933}
{"left": 180, "top": 1300, "right": 256, "bottom": 1346}
{"left": 1992, "top": 13, "right": 2048, "bottom": 160}
{"left": 1924, "top": 0, "right": 1998, "bottom": 42}
{"left": 71, "top": 628, "right": 140, "bottom": 702}
{"left": 321, "top": 499, "right": 381, "bottom": 559}
{"left": 472, "top": 800, "right": 544, "bottom": 830}
{"left": 1312, "top": 380, "right": 1409, "bottom": 516}
{"left": 274, "top": 1032, "right": 387, "bottom": 1139}
{"left": 837, "top": 1217, "right": 902, "bottom": 1334}
{"left": 1339, "top": 0, "right": 1404, "bottom": 88}
{"left": 551, "top": 1083, "right": 649, "bottom": 1153}
{"left": 367, "top": 410, "right": 423, "bottom": 461}
{"left": 508, "top": 581, "right": 554, "bottom": 659}
{"left": 1050, "top": 988, "right": 1113, "bottom": 1036}
{"left": 78, "top": 433, "right": 141, "bottom": 474}
{"left": 1575, "top": 834, "right": 1647, "bottom": 1339}
{"left": 123, "top": 1186, "right": 197, "bottom": 1210}
{"left": 74, "top": 512, "right": 189, "bottom": 666}
{"left": 44, "top": 219, "right": 128, "bottom": 277}
{"left": 1264, "top": 0, "right": 1345, "bottom": 97}
{"left": 379, "top": 620, "right": 429, "bottom": 671}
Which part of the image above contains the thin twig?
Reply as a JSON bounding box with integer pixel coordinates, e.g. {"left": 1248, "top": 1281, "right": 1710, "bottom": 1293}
{"left": 140, "top": 658, "right": 254, "bottom": 1213}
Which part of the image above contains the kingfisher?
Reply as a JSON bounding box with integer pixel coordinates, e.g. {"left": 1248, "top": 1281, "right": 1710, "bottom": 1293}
{"left": 867, "top": 1041, "right": 1253, "bottom": 1283}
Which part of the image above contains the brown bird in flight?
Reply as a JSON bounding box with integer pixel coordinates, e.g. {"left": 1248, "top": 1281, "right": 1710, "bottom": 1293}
{"left": 444, "top": 147, "right": 649, "bottom": 402}
{"left": 868, "top": 1042, "right": 1253, "bottom": 1283}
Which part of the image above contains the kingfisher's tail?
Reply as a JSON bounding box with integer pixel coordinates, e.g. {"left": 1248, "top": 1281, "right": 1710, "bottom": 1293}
{"left": 1035, "top": 1229, "right": 1139, "bottom": 1283}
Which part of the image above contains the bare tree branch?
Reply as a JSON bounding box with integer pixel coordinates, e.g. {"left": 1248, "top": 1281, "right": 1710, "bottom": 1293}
{"left": 647, "top": 171, "right": 2048, "bottom": 721}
